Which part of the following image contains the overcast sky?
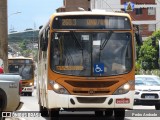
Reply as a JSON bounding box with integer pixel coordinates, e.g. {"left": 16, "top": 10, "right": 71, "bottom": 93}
{"left": 8, "top": 0, "right": 63, "bottom": 32}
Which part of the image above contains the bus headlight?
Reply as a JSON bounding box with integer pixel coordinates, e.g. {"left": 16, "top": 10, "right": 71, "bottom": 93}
{"left": 49, "top": 81, "right": 69, "bottom": 94}
{"left": 113, "top": 80, "right": 134, "bottom": 95}
{"left": 29, "top": 83, "right": 33, "bottom": 86}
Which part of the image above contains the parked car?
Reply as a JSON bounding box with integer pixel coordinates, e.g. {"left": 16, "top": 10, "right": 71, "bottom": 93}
{"left": 0, "top": 73, "right": 23, "bottom": 119}
{"left": 134, "top": 75, "right": 160, "bottom": 110}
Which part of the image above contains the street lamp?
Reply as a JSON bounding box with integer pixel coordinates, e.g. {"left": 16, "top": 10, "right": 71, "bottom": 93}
{"left": 8, "top": 11, "right": 21, "bottom": 32}
{"left": 9, "top": 11, "right": 21, "bottom": 17}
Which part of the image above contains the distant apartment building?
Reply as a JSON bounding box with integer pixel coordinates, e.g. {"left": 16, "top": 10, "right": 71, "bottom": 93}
{"left": 91, "top": 0, "right": 160, "bottom": 38}
{"left": 57, "top": 0, "right": 160, "bottom": 38}
{"left": 121, "top": 0, "right": 159, "bottom": 38}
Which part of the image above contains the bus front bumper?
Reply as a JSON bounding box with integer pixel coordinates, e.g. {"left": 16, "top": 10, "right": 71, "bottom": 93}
{"left": 47, "top": 90, "right": 134, "bottom": 110}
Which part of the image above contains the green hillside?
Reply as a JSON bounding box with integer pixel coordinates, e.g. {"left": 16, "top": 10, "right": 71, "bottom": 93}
{"left": 8, "top": 30, "right": 39, "bottom": 42}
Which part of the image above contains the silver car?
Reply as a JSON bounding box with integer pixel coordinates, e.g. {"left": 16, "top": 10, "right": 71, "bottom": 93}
{"left": 134, "top": 75, "right": 160, "bottom": 110}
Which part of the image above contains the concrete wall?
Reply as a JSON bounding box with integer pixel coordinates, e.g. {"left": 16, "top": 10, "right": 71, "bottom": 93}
{"left": 156, "top": 0, "right": 160, "bottom": 30}
{"left": 0, "top": 0, "right": 8, "bottom": 72}
{"left": 91, "top": 0, "right": 121, "bottom": 12}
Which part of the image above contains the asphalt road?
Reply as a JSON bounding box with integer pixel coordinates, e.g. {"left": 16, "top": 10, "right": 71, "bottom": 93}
{"left": 5, "top": 90, "right": 160, "bottom": 120}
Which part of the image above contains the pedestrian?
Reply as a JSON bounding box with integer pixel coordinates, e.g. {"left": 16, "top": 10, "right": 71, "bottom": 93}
{"left": 0, "top": 66, "right": 4, "bottom": 74}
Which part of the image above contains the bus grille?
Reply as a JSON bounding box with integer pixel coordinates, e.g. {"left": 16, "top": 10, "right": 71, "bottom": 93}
{"left": 65, "top": 80, "right": 118, "bottom": 88}
{"left": 73, "top": 89, "right": 110, "bottom": 95}
{"left": 76, "top": 97, "right": 106, "bottom": 103}
{"left": 22, "top": 82, "right": 29, "bottom": 87}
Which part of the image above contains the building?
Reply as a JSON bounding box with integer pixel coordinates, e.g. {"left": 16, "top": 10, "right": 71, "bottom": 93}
{"left": 57, "top": 0, "right": 160, "bottom": 38}
{"left": 127, "top": 0, "right": 157, "bottom": 38}
{"left": 91, "top": 0, "right": 160, "bottom": 38}
{"left": 57, "top": 0, "right": 91, "bottom": 12}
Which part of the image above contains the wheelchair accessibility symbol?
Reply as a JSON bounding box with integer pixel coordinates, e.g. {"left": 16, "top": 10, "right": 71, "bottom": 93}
{"left": 94, "top": 63, "right": 104, "bottom": 74}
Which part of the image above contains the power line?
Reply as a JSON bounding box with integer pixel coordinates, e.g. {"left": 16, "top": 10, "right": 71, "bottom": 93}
{"left": 103, "top": 0, "right": 114, "bottom": 12}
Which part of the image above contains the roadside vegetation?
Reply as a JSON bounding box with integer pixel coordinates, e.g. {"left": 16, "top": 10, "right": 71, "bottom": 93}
{"left": 19, "top": 40, "right": 38, "bottom": 62}
{"left": 136, "top": 29, "right": 160, "bottom": 76}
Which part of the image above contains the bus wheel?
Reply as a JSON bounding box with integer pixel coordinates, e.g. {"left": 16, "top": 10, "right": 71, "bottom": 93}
{"left": 39, "top": 105, "right": 48, "bottom": 117}
{"left": 114, "top": 108, "right": 125, "bottom": 120}
{"left": 23, "top": 92, "right": 27, "bottom": 96}
{"left": 105, "top": 109, "right": 113, "bottom": 117}
{"left": 49, "top": 109, "right": 59, "bottom": 120}
{"left": 28, "top": 92, "right": 32, "bottom": 96}
{"left": 95, "top": 111, "right": 104, "bottom": 116}
{"left": 155, "top": 104, "right": 160, "bottom": 110}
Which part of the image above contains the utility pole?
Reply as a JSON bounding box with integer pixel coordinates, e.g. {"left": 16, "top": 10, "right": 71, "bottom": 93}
{"left": 0, "top": 0, "right": 8, "bottom": 72}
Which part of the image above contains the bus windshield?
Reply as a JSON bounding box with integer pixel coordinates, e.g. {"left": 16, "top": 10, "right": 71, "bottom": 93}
{"left": 8, "top": 64, "right": 33, "bottom": 80}
{"left": 50, "top": 32, "right": 132, "bottom": 76}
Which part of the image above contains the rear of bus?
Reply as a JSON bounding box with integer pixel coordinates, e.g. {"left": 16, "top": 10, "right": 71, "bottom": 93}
{"left": 38, "top": 11, "right": 135, "bottom": 119}
{"left": 8, "top": 57, "right": 34, "bottom": 96}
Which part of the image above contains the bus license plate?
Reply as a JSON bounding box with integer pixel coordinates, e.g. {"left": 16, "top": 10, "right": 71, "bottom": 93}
{"left": 27, "top": 88, "right": 32, "bottom": 90}
{"left": 116, "top": 98, "right": 130, "bottom": 104}
{"left": 145, "top": 95, "right": 155, "bottom": 99}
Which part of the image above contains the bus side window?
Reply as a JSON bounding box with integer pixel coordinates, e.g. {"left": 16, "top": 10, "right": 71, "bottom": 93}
{"left": 40, "top": 28, "right": 49, "bottom": 51}
{"left": 41, "top": 37, "right": 47, "bottom": 51}
{"left": 39, "top": 35, "right": 42, "bottom": 60}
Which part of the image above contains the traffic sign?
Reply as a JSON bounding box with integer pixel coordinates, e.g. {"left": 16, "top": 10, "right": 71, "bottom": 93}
{"left": 124, "top": 2, "right": 135, "bottom": 12}
{"left": 94, "top": 63, "right": 104, "bottom": 74}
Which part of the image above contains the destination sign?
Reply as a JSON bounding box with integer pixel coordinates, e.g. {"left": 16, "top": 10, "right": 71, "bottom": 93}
{"left": 52, "top": 16, "right": 131, "bottom": 30}
{"left": 62, "top": 19, "right": 109, "bottom": 26}
{"left": 8, "top": 59, "right": 33, "bottom": 64}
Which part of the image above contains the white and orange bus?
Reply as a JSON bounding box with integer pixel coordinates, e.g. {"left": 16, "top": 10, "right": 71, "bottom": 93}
{"left": 8, "top": 57, "right": 35, "bottom": 96}
{"left": 37, "top": 11, "right": 141, "bottom": 119}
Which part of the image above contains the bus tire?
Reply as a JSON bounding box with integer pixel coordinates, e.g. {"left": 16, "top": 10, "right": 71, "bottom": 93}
{"left": 105, "top": 109, "right": 113, "bottom": 117}
{"left": 114, "top": 108, "right": 125, "bottom": 120}
{"left": 155, "top": 104, "right": 160, "bottom": 110}
{"left": 95, "top": 111, "right": 104, "bottom": 116}
{"left": 39, "top": 105, "right": 48, "bottom": 117}
{"left": 49, "top": 109, "right": 59, "bottom": 120}
{"left": 23, "top": 92, "right": 27, "bottom": 96}
{"left": 28, "top": 92, "right": 32, "bottom": 96}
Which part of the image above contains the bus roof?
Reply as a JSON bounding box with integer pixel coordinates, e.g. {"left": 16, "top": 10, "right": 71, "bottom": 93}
{"left": 39, "top": 11, "right": 131, "bottom": 34}
{"left": 51, "top": 11, "right": 130, "bottom": 19}
{"left": 8, "top": 56, "right": 33, "bottom": 60}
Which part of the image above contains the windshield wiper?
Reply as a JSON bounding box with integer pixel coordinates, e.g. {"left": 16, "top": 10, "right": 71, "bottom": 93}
{"left": 100, "top": 31, "right": 113, "bottom": 50}
{"left": 97, "top": 31, "right": 113, "bottom": 62}
{"left": 70, "top": 31, "right": 86, "bottom": 73}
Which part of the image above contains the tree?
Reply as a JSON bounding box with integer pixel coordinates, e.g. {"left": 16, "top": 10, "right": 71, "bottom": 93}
{"left": 0, "top": 0, "right": 8, "bottom": 72}
{"left": 137, "top": 30, "right": 160, "bottom": 70}
{"left": 152, "top": 29, "right": 160, "bottom": 38}
{"left": 19, "top": 41, "right": 27, "bottom": 51}
{"left": 17, "top": 40, "right": 38, "bottom": 62}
